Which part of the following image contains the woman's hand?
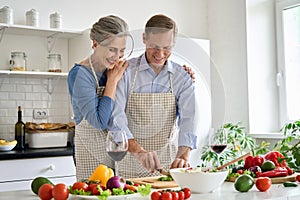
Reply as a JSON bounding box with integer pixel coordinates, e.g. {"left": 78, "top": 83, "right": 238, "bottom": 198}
{"left": 104, "top": 60, "right": 128, "bottom": 99}
{"left": 106, "top": 59, "right": 128, "bottom": 84}
{"left": 183, "top": 65, "right": 195, "bottom": 82}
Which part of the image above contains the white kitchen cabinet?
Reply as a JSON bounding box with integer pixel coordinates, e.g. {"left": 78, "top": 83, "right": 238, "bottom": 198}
{"left": 0, "top": 156, "right": 76, "bottom": 192}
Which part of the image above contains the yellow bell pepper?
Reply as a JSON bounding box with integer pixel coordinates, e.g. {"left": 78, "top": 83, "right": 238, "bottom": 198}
{"left": 88, "top": 164, "right": 114, "bottom": 186}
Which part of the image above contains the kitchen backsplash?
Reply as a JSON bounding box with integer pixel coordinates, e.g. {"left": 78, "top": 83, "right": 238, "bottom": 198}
{"left": 0, "top": 76, "right": 71, "bottom": 140}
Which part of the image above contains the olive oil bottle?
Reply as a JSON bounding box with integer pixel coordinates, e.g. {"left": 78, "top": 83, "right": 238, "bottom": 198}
{"left": 15, "top": 106, "right": 25, "bottom": 150}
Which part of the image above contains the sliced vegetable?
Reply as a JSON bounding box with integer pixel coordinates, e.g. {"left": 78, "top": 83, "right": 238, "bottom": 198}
{"left": 283, "top": 181, "right": 298, "bottom": 187}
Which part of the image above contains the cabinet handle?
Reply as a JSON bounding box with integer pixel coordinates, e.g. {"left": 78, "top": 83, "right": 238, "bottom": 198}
{"left": 49, "top": 164, "right": 55, "bottom": 171}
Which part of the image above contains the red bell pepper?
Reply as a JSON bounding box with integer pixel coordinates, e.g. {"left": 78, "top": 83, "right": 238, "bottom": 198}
{"left": 264, "top": 151, "right": 287, "bottom": 167}
{"left": 256, "top": 167, "right": 288, "bottom": 178}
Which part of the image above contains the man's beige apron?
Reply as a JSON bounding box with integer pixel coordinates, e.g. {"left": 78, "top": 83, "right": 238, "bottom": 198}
{"left": 118, "top": 56, "right": 178, "bottom": 178}
{"left": 74, "top": 63, "right": 113, "bottom": 181}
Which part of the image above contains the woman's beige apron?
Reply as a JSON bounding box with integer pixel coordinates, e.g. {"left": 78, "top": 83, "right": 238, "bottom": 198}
{"left": 74, "top": 60, "right": 113, "bottom": 181}
{"left": 118, "top": 56, "right": 178, "bottom": 178}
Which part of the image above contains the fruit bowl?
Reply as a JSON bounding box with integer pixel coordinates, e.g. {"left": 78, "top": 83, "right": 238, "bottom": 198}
{"left": 0, "top": 140, "right": 17, "bottom": 151}
{"left": 170, "top": 167, "right": 229, "bottom": 193}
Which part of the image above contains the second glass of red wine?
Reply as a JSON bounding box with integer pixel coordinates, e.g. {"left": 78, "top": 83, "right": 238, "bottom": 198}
{"left": 209, "top": 128, "right": 227, "bottom": 166}
{"left": 106, "top": 130, "right": 128, "bottom": 176}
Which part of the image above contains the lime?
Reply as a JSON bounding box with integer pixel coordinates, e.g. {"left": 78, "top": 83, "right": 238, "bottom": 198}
{"left": 234, "top": 174, "right": 254, "bottom": 192}
{"left": 31, "top": 177, "right": 54, "bottom": 195}
{"left": 261, "top": 160, "right": 276, "bottom": 172}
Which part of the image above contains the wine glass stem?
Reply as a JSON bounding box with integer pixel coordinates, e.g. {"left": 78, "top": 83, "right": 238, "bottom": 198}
{"left": 115, "top": 161, "right": 118, "bottom": 176}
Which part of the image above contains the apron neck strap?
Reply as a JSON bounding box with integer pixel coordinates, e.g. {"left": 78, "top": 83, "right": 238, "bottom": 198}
{"left": 89, "top": 55, "right": 100, "bottom": 88}
{"left": 130, "top": 55, "right": 174, "bottom": 94}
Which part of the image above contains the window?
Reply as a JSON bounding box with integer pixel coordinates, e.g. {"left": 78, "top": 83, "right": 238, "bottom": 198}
{"left": 276, "top": 0, "right": 300, "bottom": 126}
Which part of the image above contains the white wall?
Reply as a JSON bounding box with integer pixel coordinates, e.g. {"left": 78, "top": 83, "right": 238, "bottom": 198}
{"left": 208, "top": 0, "right": 249, "bottom": 130}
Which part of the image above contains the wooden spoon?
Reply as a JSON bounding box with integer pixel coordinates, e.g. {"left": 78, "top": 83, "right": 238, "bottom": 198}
{"left": 216, "top": 152, "right": 251, "bottom": 170}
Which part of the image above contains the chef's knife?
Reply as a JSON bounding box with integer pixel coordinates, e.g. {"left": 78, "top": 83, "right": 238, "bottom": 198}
{"left": 157, "top": 168, "right": 171, "bottom": 176}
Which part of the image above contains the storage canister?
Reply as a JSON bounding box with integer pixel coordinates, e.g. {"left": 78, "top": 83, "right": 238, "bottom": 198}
{"left": 26, "top": 9, "right": 39, "bottom": 27}
{"left": 10, "top": 52, "right": 27, "bottom": 71}
{"left": 50, "top": 12, "right": 62, "bottom": 29}
{"left": 48, "top": 54, "right": 62, "bottom": 72}
{"left": 0, "top": 6, "right": 13, "bottom": 24}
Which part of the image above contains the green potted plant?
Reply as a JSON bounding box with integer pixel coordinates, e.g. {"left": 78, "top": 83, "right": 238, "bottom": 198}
{"left": 274, "top": 119, "right": 300, "bottom": 172}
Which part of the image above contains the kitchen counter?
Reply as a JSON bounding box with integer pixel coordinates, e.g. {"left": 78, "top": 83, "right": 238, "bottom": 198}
{"left": 0, "top": 182, "right": 299, "bottom": 200}
{"left": 0, "top": 145, "right": 73, "bottom": 160}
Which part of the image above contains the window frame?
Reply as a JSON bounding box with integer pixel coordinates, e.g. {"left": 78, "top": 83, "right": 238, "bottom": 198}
{"left": 275, "top": 0, "right": 300, "bottom": 127}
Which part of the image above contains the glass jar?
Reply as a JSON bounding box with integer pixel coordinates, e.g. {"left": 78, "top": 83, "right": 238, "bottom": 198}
{"left": 0, "top": 6, "right": 13, "bottom": 24}
{"left": 48, "top": 54, "right": 62, "bottom": 72}
{"left": 26, "top": 9, "right": 39, "bottom": 27}
{"left": 10, "top": 52, "right": 27, "bottom": 71}
{"left": 50, "top": 12, "right": 62, "bottom": 29}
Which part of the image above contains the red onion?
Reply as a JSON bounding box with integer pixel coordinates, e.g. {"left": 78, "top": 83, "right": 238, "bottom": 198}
{"left": 106, "top": 176, "right": 125, "bottom": 189}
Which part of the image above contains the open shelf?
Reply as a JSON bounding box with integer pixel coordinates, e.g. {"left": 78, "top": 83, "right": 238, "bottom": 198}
{"left": 0, "top": 23, "right": 83, "bottom": 39}
{"left": 0, "top": 70, "right": 68, "bottom": 78}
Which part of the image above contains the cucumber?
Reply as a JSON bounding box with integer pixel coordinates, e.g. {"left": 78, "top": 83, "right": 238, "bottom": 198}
{"left": 31, "top": 177, "right": 54, "bottom": 195}
{"left": 283, "top": 181, "right": 298, "bottom": 187}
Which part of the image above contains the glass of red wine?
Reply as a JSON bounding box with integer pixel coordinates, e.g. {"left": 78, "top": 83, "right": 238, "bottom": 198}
{"left": 106, "top": 130, "right": 128, "bottom": 176}
{"left": 209, "top": 128, "right": 227, "bottom": 166}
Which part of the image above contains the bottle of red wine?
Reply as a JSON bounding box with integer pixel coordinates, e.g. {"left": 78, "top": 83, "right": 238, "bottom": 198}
{"left": 15, "top": 106, "right": 25, "bottom": 150}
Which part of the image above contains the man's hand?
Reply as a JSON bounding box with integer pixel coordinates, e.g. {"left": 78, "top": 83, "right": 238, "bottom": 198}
{"left": 170, "top": 146, "right": 191, "bottom": 168}
{"left": 128, "top": 139, "right": 161, "bottom": 173}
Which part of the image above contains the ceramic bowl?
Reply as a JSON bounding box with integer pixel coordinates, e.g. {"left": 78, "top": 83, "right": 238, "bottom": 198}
{"left": 0, "top": 143, "right": 16, "bottom": 151}
{"left": 170, "top": 167, "right": 229, "bottom": 193}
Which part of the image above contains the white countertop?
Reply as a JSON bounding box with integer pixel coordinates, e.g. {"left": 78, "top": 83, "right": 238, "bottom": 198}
{"left": 0, "top": 182, "right": 299, "bottom": 200}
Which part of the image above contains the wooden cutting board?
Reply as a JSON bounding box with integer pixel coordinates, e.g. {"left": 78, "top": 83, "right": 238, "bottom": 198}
{"left": 128, "top": 176, "right": 178, "bottom": 189}
{"left": 228, "top": 173, "right": 299, "bottom": 184}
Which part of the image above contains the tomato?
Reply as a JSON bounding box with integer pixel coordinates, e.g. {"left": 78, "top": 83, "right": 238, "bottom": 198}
{"left": 52, "top": 183, "right": 69, "bottom": 200}
{"left": 151, "top": 191, "right": 162, "bottom": 200}
{"left": 171, "top": 191, "right": 179, "bottom": 200}
{"left": 255, "top": 177, "right": 272, "bottom": 192}
{"left": 178, "top": 191, "right": 185, "bottom": 200}
{"left": 162, "top": 192, "right": 172, "bottom": 200}
{"left": 88, "top": 183, "right": 101, "bottom": 195}
{"left": 72, "top": 182, "right": 88, "bottom": 192}
{"left": 38, "top": 183, "right": 53, "bottom": 200}
{"left": 183, "top": 187, "right": 191, "bottom": 199}
{"left": 254, "top": 156, "right": 264, "bottom": 167}
{"left": 296, "top": 174, "right": 300, "bottom": 182}
{"left": 237, "top": 169, "right": 244, "bottom": 174}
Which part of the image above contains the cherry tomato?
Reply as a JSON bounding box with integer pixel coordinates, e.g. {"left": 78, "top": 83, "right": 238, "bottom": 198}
{"left": 255, "top": 177, "right": 272, "bottom": 192}
{"left": 38, "top": 183, "right": 53, "bottom": 200}
{"left": 151, "top": 191, "right": 162, "bottom": 200}
{"left": 52, "top": 183, "right": 69, "bottom": 200}
{"left": 237, "top": 169, "right": 244, "bottom": 174}
{"left": 183, "top": 187, "right": 191, "bottom": 199}
{"left": 88, "top": 183, "right": 101, "bottom": 195}
{"left": 162, "top": 192, "right": 172, "bottom": 200}
{"left": 178, "top": 191, "right": 185, "bottom": 200}
{"left": 72, "top": 182, "right": 88, "bottom": 192}
{"left": 171, "top": 191, "right": 179, "bottom": 200}
{"left": 296, "top": 174, "right": 300, "bottom": 182}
